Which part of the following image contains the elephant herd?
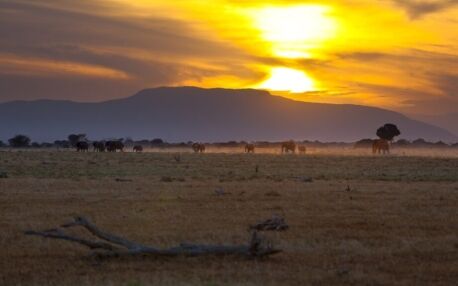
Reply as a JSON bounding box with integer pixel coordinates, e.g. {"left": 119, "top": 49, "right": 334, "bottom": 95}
{"left": 76, "top": 140, "right": 307, "bottom": 154}
{"left": 192, "top": 140, "right": 307, "bottom": 154}
{"left": 76, "top": 140, "right": 126, "bottom": 152}
{"left": 75, "top": 138, "right": 396, "bottom": 155}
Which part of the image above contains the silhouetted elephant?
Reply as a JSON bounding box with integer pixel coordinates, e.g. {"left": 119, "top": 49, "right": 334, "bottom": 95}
{"left": 76, "top": 141, "right": 89, "bottom": 152}
{"left": 281, "top": 141, "right": 296, "bottom": 153}
{"left": 93, "top": 141, "right": 105, "bottom": 152}
{"left": 105, "top": 141, "right": 124, "bottom": 152}
{"left": 372, "top": 139, "right": 390, "bottom": 154}
{"left": 133, "top": 145, "right": 143, "bottom": 152}
{"left": 298, "top": 145, "right": 306, "bottom": 154}
{"left": 245, "top": 144, "right": 255, "bottom": 153}
{"left": 192, "top": 143, "right": 205, "bottom": 153}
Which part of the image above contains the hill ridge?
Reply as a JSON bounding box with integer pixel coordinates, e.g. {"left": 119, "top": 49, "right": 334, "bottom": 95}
{"left": 0, "top": 86, "right": 455, "bottom": 142}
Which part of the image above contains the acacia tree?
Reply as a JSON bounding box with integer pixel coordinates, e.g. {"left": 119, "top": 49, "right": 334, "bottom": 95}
{"left": 376, "top": 124, "right": 401, "bottom": 141}
{"left": 8, "top": 135, "right": 31, "bottom": 147}
{"left": 68, "top": 134, "right": 86, "bottom": 147}
{"left": 151, "top": 138, "right": 164, "bottom": 146}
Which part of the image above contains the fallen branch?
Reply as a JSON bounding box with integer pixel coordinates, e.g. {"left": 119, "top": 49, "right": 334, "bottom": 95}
{"left": 25, "top": 216, "right": 281, "bottom": 258}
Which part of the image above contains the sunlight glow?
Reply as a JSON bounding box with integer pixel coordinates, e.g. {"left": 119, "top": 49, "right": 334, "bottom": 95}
{"left": 259, "top": 67, "right": 315, "bottom": 93}
{"left": 252, "top": 5, "right": 337, "bottom": 58}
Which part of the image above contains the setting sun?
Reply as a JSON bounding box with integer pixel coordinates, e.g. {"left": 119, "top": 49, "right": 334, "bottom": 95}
{"left": 259, "top": 67, "right": 315, "bottom": 93}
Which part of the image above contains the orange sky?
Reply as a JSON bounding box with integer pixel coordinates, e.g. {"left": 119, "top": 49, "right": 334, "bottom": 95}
{"left": 0, "top": 0, "right": 457, "bottom": 116}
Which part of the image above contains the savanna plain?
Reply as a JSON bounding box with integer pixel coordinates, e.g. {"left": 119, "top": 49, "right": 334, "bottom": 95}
{"left": 0, "top": 147, "right": 457, "bottom": 285}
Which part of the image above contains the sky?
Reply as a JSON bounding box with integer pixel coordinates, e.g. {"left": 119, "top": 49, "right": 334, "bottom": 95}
{"left": 1, "top": 0, "right": 457, "bottom": 116}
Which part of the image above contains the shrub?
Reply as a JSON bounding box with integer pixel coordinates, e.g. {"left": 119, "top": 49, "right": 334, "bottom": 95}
{"left": 8, "top": 135, "right": 31, "bottom": 148}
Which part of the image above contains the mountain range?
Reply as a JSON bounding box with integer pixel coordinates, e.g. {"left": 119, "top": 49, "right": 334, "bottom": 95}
{"left": 0, "top": 87, "right": 456, "bottom": 143}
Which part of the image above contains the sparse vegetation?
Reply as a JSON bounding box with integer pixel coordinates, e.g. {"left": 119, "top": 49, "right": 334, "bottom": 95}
{"left": 0, "top": 148, "right": 457, "bottom": 285}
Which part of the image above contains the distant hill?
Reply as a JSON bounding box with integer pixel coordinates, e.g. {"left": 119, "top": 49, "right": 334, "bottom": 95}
{"left": 413, "top": 112, "right": 458, "bottom": 138}
{"left": 0, "top": 87, "right": 456, "bottom": 142}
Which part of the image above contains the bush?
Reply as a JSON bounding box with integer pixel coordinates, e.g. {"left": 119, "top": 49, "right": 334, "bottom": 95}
{"left": 151, "top": 138, "right": 164, "bottom": 145}
{"left": 8, "top": 135, "right": 31, "bottom": 148}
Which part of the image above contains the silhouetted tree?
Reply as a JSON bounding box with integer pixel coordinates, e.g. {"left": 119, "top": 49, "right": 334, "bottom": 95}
{"left": 31, "top": 142, "right": 41, "bottom": 148}
{"left": 68, "top": 134, "right": 86, "bottom": 147}
{"left": 376, "top": 123, "right": 401, "bottom": 141}
{"left": 8, "top": 135, "right": 31, "bottom": 148}
{"left": 136, "top": 139, "right": 150, "bottom": 146}
{"left": 151, "top": 138, "right": 164, "bottom": 145}
{"left": 0, "top": 140, "right": 5, "bottom": 147}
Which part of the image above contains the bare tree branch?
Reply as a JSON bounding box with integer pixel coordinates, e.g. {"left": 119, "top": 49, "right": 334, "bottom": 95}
{"left": 25, "top": 216, "right": 281, "bottom": 259}
{"left": 60, "top": 216, "right": 147, "bottom": 250}
{"left": 24, "top": 228, "right": 117, "bottom": 250}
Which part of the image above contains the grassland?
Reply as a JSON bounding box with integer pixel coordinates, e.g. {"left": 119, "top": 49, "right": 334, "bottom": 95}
{"left": 0, "top": 148, "right": 457, "bottom": 285}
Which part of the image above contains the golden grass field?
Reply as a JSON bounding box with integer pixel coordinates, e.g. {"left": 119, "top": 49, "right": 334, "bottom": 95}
{"left": 0, "top": 148, "right": 457, "bottom": 285}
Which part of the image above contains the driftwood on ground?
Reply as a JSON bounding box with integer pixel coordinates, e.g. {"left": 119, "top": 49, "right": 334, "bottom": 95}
{"left": 25, "top": 216, "right": 281, "bottom": 258}
{"left": 250, "top": 215, "right": 289, "bottom": 231}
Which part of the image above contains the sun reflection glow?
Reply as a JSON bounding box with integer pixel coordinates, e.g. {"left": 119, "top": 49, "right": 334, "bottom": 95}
{"left": 259, "top": 67, "right": 315, "bottom": 93}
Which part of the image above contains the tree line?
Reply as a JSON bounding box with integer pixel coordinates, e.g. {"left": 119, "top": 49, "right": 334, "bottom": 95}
{"left": 2, "top": 134, "right": 168, "bottom": 148}
{"left": 1, "top": 133, "right": 457, "bottom": 149}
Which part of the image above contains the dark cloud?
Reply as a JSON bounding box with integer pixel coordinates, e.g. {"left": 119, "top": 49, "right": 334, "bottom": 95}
{"left": 0, "top": 0, "right": 251, "bottom": 102}
{"left": 0, "top": 73, "right": 138, "bottom": 102}
{"left": 356, "top": 82, "right": 458, "bottom": 114}
{"left": 336, "top": 52, "right": 390, "bottom": 61}
{"left": 431, "top": 73, "right": 458, "bottom": 96}
{"left": 391, "top": 0, "right": 458, "bottom": 19}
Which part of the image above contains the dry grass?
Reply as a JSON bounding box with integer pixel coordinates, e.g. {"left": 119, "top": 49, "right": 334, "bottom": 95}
{"left": 0, "top": 149, "right": 457, "bottom": 285}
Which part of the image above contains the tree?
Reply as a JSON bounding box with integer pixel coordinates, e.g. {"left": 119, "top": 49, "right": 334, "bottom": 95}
{"left": 151, "top": 138, "right": 164, "bottom": 145}
{"left": 0, "top": 140, "right": 5, "bottom": 147}
{"left": 68, "top": 134, "right": 86, "bottom": 147}
{"left": 8, "top": 135, "right": 31, "bottom": 148}
{"left": 376, "top": 123, "right": 401, "bottom": 141}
